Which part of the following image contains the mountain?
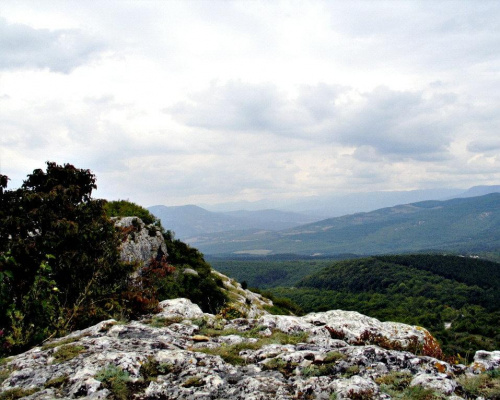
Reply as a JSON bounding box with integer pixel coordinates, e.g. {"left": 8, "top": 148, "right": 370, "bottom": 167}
{"left": 148, "top": 205, "right": 317, "bottom": 239}
{"left": 203, "top": 188, "right": 467, "bottom": 216}
{"left": 202, "top": 186, "right": 500, "bottom": 217}
{"left": 280, "top": 188, "right": 467, "bottom": 217}
{"left": 190, "top": 193, "right": 500, "bottom": 256}
{"left": 456, "top": 185, "right": 500, "bottom": 198}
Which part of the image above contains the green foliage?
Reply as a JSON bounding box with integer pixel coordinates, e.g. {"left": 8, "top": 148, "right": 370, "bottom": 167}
{"left": 0, "top": 387, "right": 40, "bottom": 400}
{"left": 376, "top": 371, "right": 448, "bottom": 400}
{"left": 156, "top": 234, "right": 227, "bottom": 314}
{"left": 104, "top": 200, "right": 158, "bottom": 226}
{"left": 0, "top": 365, "right": 11, "bottom": 385}
{"left": 41, "top": 335, "right": 85, "bottom": 350}
{"left": 181, "top": 375, "right": 204, "bottom": 388}
{"left": 44, "top": 374, "right": 69, "bottom": 389}
{"left": 458, "top": 370, "right": 500, "bottom": 399}
{"left": 256, "top": 290, "right": 303, "bottom": 315}
{"left": 0, "top": 165, "right": 227, "bottom": 356}
{"left": 197, "top": 331, "right": 309, "bottom": 365}
{"left": 0, "top": 162, "right": 133, "bottom": 355}
{"left": 266, "top": 254, "right": 500, "bottom": 362}
{"left": 52, "top": 344, "right": 85, "bottom": 363}
{"left": 208, "top": 258, "right": 341, "bottom": 289}
{"left": 95, "top": 365, "right": 130, "bottom": 400}
{"left": 139, "top": 356, "right": 173, "bottom": 381}
{"left": 198, "top": 193, "right": 500, "bottom": 256}
{"left": 107, "top": 200, "right": 228, "bottom": 315}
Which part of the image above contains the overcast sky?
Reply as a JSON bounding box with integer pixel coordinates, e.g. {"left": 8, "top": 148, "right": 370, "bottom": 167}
{"left": 1, "top": 1, "right": 500, "bottom": 207}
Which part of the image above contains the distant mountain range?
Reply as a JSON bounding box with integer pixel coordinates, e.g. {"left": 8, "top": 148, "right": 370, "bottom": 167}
{"left": 149, "top": 185, "right": 500, "bottom": 242}
{"left": 148, "top": 205, "right": 317, "bottom": 238}
{"left": 186, "top": 193, "right": 500, "bottom": 256}
{"left": 201, "top": 186, "right": 500, "bottom": 217}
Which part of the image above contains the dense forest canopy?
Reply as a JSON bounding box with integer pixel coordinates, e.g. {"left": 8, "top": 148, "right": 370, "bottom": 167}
{"left": 270, "top": 255, "right": 500, "bottom": 362}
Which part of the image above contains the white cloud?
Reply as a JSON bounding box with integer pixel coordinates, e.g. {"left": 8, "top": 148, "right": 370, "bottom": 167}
{"left": 1, "top": 1, "right": 500, "bottom": 207}
{"left": 0, "top": 17, "right": 105, "bottom": 73}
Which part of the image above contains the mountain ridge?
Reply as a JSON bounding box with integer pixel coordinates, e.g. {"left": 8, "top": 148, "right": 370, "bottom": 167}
{"left": 190, "top": 193, "right": 500, "bottom": 256}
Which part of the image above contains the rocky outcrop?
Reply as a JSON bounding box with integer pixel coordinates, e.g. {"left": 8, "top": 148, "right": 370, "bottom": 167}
{"left": 113, "top": 217, "right": 168, "bottom": 265}
{"left": 213, "top": 270, "right": 273, "bottom": 319}
{"left": 2, "top": 298, "right": 498, "bottom": 399}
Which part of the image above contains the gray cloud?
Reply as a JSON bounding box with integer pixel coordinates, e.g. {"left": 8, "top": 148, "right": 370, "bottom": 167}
{"left": 0, "top": 18, "right": 105, "bottom": 73}
{"left": 167, "top": 82, "right": 460, "bottom": 161}
{"left": 467, "top": 139, "right": 500, "bottom": 154}
{"left": 333, "top": 87, "right": 458, "bottom": 160}
{"left": 2, "top": 1, "right": 500, "bottom": 206}
{"left": 167, "top": 81, "right": 311, "bottom": 133}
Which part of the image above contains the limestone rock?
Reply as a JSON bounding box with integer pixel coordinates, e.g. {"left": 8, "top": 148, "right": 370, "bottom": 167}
{"left": 157, "top": 298, "right": 208, "bottom": 320}
{"left": 212, "top": 270, "right": 273, "bottom": 318}
{"left": 470, "top": 350, "right": 500, "bottom": 372}
{"left": 1, "top": 298, "right": 498, "bottom": 399}
{"left": 410, "top": 372, "right": 457, "bottom": 395}
{"left": 113, "top": 216, "right": 167, "bottom": 265}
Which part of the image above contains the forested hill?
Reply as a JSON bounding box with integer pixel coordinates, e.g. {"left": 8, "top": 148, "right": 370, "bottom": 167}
{"left": 272, "top": 254, "right": 500, "bottom": 360}
{"left": 194, "top": 193, "right": 500, "bottom": 257}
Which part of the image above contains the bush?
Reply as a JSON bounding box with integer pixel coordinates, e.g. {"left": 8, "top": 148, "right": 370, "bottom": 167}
{"left": 95, "top": 365, "right": 130, "bottom": 400}
{"left": 0, "top": 163, "right": 133, "bottom": 355}
{"left": 0, "top": 163, "right": 228, "bottom": 356}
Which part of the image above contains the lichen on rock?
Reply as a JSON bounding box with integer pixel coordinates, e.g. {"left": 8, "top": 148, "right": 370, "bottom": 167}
{"left": 1, "top": 297, "right": 498, "bottom": 399}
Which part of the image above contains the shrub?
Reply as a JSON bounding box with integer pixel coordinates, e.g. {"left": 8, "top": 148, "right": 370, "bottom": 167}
{"left": 95, "top": 365, "right": 130, "bottom": 400}
{"left": 104, "top": 200, "right": 158, "bottom": 226}
{"left": 458, "top": 370, "right": 500, "bottom": 399}
{"left": 0, "top": 163, "right": 133, "bottom": 355}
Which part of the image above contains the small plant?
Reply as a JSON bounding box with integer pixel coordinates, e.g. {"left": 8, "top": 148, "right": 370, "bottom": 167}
{"left": 262, "top": 357, "right": 299, "bottom": 377}
{"left": 196, "top": 329, "right": 309, "bottom": 365}
{"left": 324, "top": 351, "right": 346, "bottom": 363}
{"left": 41, "top": 335, "right": 85, "bottom": 350}
{"left": 346, "top": 388, "right": 375, "bottom": 400}
{"left": 52, "top": 344, "right": 85, "bottom": 363}
{"left": 218, "top": 306, "right": 245, "bottom": 320}
{"left": 343, "top": 365, "right": 360, "bottom": 378}
{"left": 325, "top": 326, "right": 346, "bottom": 340}
{"left": 139, "top": 356, "right": 174, "bottom": 381}
{"left": 197, "top": 341, "right": 259, "bottom": 365}
{"left": 302, "top": 362, "right": 338, "bottom": 378}
{"left": 399, "top": 386, "right": 446, "bottom": 400}
{"left": 148, "top": 316, "right": 184, "bottom": 328}
{"left": 0, "top": 387, "right": 40, "bottom": 400}
{"left": 376, "top": 371, "right": 413, "bottom": 394}
{"left": 44, "top": 374, "right": 69, "bottom": 389}
{"left": 0, "top": 366, "right": 11, "bottom": 385}
{"left": 181, "top": 375, "right": 204, "bottom": 388}
{"left": 95, "top": 365, "right": 130, "bottom": 400}
{"left": 458, "top": 370, "right": 500, "bottom": 399}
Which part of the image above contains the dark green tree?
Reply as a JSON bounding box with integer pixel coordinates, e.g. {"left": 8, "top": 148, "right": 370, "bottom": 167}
{"left": 0, "top": 162, "right": 133, "bottom": 354}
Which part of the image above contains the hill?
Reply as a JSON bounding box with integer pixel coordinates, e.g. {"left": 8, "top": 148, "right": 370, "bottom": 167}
{"left": 191, "top": 193, "right": 500, "bottom": 257}
{"left": 148, "top": 205, "right": 316, "bottom": 239}
{"left": 270, "top": 254, "right": 500, "bottom": 360}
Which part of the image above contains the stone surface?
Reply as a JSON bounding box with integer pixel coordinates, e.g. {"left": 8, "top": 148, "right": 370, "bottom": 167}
{"left": 2, "top": 298, "right": 498, "bottom": 399}
{"left": 470, "top": 350, "right": 500, "bottom": 372}
{"left": 113, "top": 216, "right": 167, "bottom": 265}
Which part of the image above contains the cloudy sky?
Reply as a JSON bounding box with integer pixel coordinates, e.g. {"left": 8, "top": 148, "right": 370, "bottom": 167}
{"left": 1, "top": 1, "right": 500, "bottom": 207}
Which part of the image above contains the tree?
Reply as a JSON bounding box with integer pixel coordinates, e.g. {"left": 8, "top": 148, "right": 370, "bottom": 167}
{"left": 0, "top": 162, "right": 132, "bottom": 354}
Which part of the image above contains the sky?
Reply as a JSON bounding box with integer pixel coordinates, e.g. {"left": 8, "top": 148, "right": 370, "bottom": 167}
{"left": 1, "top": 1, "right": 500, "bottom": 207}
